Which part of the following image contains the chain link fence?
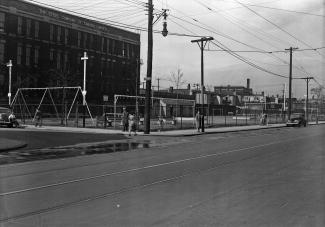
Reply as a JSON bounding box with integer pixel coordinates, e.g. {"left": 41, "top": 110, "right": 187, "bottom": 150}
{"left": 9, "top": 101, "right": 325, "bottom": 131}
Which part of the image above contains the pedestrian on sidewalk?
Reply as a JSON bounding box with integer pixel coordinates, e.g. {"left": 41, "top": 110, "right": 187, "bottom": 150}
{"left": 195, "top": 110, "right": 201, "bottom": 132}
{"left": 128, "top": 113, "right": 137, "bottom": 136}
{"left": 121, "top": 107, "right": 129, "bottom": 132}
{"left": 35, "top": 108, "right": 42, "bottom": 127}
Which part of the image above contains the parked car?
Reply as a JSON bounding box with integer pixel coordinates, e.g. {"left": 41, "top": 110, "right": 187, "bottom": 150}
{"left": 0, "top": 107, "right": 19, "bottom": 128}
{"left": 286, "top": 113, "right": 306, "bottom": 127}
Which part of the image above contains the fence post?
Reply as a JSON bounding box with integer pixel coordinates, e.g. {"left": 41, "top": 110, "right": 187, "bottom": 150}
{"left": 245, "top": 108, "right": 248, "bottom": 125}
{"left": 76, "top": 102, "right": 79, "bottom": 127}
{"left": 65, "top": 101, "right": 68, "bottom": 126}
{"left": 235, "top": 110, "right": 237, "bottom": 126}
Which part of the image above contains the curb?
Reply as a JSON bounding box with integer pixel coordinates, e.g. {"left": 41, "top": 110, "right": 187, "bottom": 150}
{"left": 142, "top": 124, "right": 287, "bottom": 137}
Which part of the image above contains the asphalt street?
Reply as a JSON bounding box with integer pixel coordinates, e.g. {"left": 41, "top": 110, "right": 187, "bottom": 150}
{"left": 0, "top": 128, "right": 127, "bottom": 150}
{"left": 0, "top": 125, "right": 324, "bottom": 226}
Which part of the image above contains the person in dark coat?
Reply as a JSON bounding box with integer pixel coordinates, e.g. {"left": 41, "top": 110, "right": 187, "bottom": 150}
{"left": 122, "top": 107, "right": 129, "bottom": 132}
{"left": 35, "top": 109, "right": 42, "bottom": 127}
{"left": 195, "top": 110, "right": 201, "bottom": 132}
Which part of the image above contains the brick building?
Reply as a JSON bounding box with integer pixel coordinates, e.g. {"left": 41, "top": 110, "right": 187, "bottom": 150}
{"left": 0, "top": 0, "right": 140, "bottom": 104}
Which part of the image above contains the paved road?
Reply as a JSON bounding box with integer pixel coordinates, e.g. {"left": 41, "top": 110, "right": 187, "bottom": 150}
{"left": 0, "top": 125, "right": 324, "bottom": 226}
{"left": 0, "top": 128, "right": 127, "bottom": 150}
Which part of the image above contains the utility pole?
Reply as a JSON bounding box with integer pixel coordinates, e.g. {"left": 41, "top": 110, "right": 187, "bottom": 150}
{"left": 191, "top": 37, "right": 214, "bottom": 132}
{"left": 6, "top": 60, "right": 13, "bottom": 107}
{"left": 300, "top": 77, "right": 314, "bottom": 124}
{"left": 81, "top": 52, "right": 88, "bottom": 128}
{"left": 283, "top": 83, "right": 286, "bottom": 112}
{"left": 285, "top": 47, "right": 298, "bottom": 120}
{"left": 144, "top": 0, "right": 153, "bottom": 134}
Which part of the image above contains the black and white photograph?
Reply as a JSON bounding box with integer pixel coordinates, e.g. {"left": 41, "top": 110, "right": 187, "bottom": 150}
{"left": 0, "top": 0, "right": 324, "bottom": 226}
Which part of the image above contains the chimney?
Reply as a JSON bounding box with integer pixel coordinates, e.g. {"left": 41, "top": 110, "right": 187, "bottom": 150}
{"left": 246, "top": 78, "right": 250, "bottom": 89}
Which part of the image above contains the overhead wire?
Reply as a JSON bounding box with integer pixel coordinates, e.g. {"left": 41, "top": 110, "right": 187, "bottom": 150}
{"left": 195, "top": 0, "right": 324, "bottom": 78}
{"left": 233, "top": 0, "right": 325, "bottom": 58}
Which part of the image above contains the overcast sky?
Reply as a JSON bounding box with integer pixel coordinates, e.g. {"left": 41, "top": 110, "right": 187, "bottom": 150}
{"left": 28, "top": 0, "right": 324, "bottom": 97}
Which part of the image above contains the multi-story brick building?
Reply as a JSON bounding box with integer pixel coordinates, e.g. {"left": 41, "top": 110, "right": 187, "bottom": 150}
{"left": 0, "top": 0, "right": 140, "bottom": 104}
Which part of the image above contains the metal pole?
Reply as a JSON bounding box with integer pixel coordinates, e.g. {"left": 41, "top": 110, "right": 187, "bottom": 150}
{"left": 81, "top": 52, "right": 88, "bottom": 128}
{"left": 6, "top": 60, "right": 13, "bottom": 107}
{"left": 144, "top": 0, "right": 153, "bottom": 134}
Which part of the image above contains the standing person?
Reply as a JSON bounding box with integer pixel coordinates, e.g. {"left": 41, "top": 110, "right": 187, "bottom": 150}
{"left": 8, "top": 110, "right": 19, "bottom": 128}
{"left": 195, "top": 110, "right": 201, "bottom": 132}
{"left": 35, "top": 108, "right": 42, "bottom": 127}
{"left": 128, "top": 113, "right": 137, "bottom": 136}
{"left": 121, "top": 107, "right": 129, "bottom": 132}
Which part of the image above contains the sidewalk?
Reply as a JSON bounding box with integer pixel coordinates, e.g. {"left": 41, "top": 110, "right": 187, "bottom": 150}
{"left": 1, "top": 121, "right": 324, "bottom": 152}
{"left": 20, "top": 123, "right": 287, "bottom": 136}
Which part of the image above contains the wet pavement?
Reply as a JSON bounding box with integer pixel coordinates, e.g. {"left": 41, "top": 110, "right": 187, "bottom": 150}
{"left": 0, "top": 140, "right": 151, "bottom": 165}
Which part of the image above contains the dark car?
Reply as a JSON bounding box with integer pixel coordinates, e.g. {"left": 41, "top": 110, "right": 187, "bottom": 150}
{"left": 0, "top": 107, "right": 19, "bottom": 128}
{"left": 286, "top": 113, "right": 306, "bottom": 127}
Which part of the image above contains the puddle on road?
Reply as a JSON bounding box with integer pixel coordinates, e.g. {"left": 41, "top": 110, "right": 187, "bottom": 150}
{"left": 0, "top": 141, "right": 151, "bottom": 165}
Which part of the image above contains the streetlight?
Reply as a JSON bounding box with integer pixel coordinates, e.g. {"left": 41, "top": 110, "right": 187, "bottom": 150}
{"left": 81, "top": 52, "right": 88, "bottom": 127}
{"left": 6, "top": 60, "right": 13, "bottom": 107}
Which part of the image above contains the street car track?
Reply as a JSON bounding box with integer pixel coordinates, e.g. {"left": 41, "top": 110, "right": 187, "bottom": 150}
{"left": 0, "top": 133, "right": 317, "bottom": 223}
{"left": 0, "top": 128, "right": 295, "bottom": 179}
{"left": 0, "top": 127, "right": 304, "bottom": 180}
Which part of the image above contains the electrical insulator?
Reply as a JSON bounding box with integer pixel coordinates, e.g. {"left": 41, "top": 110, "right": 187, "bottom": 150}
{"left": 162, "top": 21, "right": 168, "bottom": 37}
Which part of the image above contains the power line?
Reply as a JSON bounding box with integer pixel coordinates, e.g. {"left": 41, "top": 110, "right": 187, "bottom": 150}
{"left": 233, "top": 0, "right": 325, "bottom": 58}
{"left": 215, "top": 0, "right": 325, "bottom": 17}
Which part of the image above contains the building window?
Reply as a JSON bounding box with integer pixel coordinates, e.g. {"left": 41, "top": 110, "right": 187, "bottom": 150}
{"left": 83, "top": 33, "right": 87, "bottom": 48}
{"left": 0, "top": 42, "right": 4, "bottom": 63}
{"left": 77, "top": 31, "right": 81, "bottom": 47}
{"left": 50, "top": 49, "right": 54, "bottom": 61}
{"left": 64, "top": 28, "right": 69, "bottom": 45}
{"left": 26, "top": 46, "right": 31, "bottom": 66}
{"left": 34, "top": 21, "right": 39, "bottom": 38}
{"left": 57, "top": 52, "right": 61, "bottom": 69}
{"left": 0, "top": 13, "right": 5, "bottom": 32}
{"left": 106, "top": 38, "right": 110, "bottom": 54}
{"left": 50, "top": 25, "right": 54, "bottom": 41}
{"left": 90, "top": 34, "right": 93, "bottom": 50}
{"left": 111, "top": 40, "right": 115, "bottom": 55}
{"left": 57, "top": 26, "right": 61, "bottom": 42}
{"left": 101, "top": 37, "right": 104, "bottom": 53}
{"left": 64, "top": 51, "right": 68, "bottom": 69}
{"left": 17, "top": 44, "right": 22, "bottom": 64}
{"left": 34, "top": 47, "right": 39, "bottom": 65}
{"left": 26, "top": 19, "right": 31, "bottom": 37}
{"left": 17, "top": 17, "right": 22, "bottom": 34}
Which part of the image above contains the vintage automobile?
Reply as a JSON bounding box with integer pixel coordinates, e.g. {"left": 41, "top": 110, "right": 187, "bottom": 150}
{"left": 0, "top": 107, "right": 19, "bottom": 128}
{"left": 286, "top": 113, "right": 307, "bottom": 127}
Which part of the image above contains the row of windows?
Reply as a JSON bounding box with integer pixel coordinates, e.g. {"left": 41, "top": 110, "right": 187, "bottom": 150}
{"left": 17, "top": 44, "right": 39, "bottom": 66}
{"left": 14, "top": 43, "right": 134, "bottom": 73}
{"left": 1, "top": 12, "right": 139, "bottom": 58}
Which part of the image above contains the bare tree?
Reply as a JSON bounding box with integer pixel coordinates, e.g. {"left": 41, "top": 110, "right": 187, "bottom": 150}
{"left": 169, "top": 68, "right": 187, "bottom": 118}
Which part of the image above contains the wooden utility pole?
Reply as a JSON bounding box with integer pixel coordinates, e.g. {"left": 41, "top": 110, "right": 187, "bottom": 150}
{"left": 285, "top": 47, "right": 298, "bottom": 120}
{"left": 191, "top": 37, "right": 214, "bottom": 132}
{"left": 144, "top": 0, "right": 153, "bottom": 134}
{"left": 300, "top": 77, "right": 314, "bottom": 124}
